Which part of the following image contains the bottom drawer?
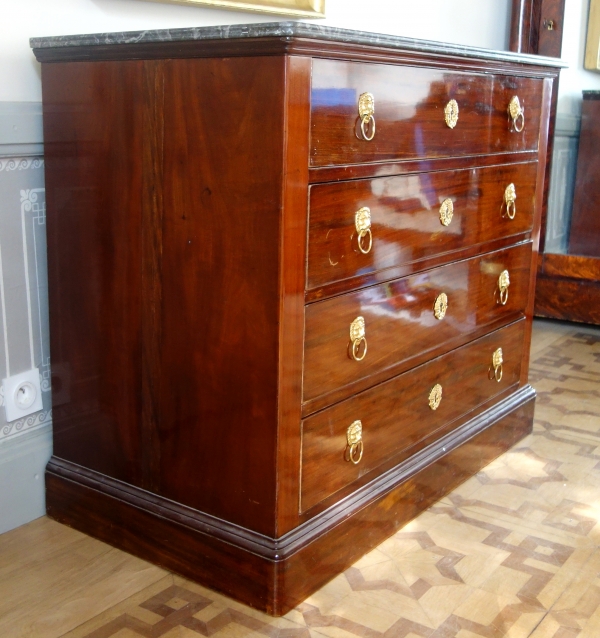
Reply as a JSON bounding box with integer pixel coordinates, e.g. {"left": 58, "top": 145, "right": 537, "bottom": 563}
{"left": 300, "top": 319, "right": 526, "bottom": 513}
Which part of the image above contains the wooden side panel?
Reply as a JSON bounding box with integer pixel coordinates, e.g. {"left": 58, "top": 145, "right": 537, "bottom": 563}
{"left": 520, "top": 77, "right": 553, "bottom": 386}
{"left": 43, "top": 61, "right": 145, "bottom": 485}
{"left": 568, "top": 95, "right": 600, "bottom": 258}
{"left": 157, "top": 57, "right": 286, "bottom": 534}
{"left": 276, "top": 56, "right": 311, "bottom": 535}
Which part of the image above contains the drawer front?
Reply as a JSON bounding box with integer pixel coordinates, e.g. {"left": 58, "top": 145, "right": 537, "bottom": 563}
{"left": 307, "top": 162, "right": 537, "bottom": 292}
{"left": 303, "top": 242, "right": 531, "bottom": 404}
{"left": 311, "top": 59, "right": 543, "bottom": 167}
{"left": 301, "top": 319, "right": 526, "bottom": 513}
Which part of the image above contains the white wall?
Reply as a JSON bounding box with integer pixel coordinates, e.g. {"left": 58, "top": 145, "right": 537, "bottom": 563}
{"left": 1, "top": 0, "right": 512, "bottom": 103}
{"left": 557, "top": 0, "right": 600, "bottom": 116}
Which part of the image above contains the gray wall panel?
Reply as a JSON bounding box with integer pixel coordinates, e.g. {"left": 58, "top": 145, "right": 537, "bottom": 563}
{"left": 0, "top": 104, "right": 51, "bottom": 532}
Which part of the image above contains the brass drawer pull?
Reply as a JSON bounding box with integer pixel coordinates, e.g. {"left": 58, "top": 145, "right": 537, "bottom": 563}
{"left": 358, "top": 92, "right": 375, "bottom": 141}
{"left": 346, "top": 420, "right": 364, "bottom": 465}
{"left": 439, "top": 198, "right": 454, "bottom": 226}
{"left": 444, "top": 99, "right": 459, "bottom": 129}
{"left": 349, "top": 316, "right": 368, "bottom": 361}
{"left": 434, "top": 292, "right": 448, "bottom": 320}
{"left": 492, "top": 347, "right": 503, "bottom": 382}
{"left": 429, "top": 384, "right": 443, "bottom": 410}
{"left": 355, "top": 207, "right": 373, "bottom": 254}
{"left": 508, "top": 96, "right": 525, "bottom": 132}
{"left": 498, "top": 270, "right": 510, "bottom": 305}
{"left": 504, "top": 183, "right": 516, "bottom": 219}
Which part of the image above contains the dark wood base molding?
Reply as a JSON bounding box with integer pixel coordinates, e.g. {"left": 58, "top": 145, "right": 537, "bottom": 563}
{"left": 535, "top": 254, "right": 600, "bottom": 324}
{"left": 535, "top": 276, "right": 600, "bottom": 324}
{"left": 46, "top": 386, "right": 535, "bottom": 616}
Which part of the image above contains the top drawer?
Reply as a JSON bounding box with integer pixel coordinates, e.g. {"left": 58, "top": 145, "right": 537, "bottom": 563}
{"left": 310, "top": 59, "right": 544, "bottom": 167}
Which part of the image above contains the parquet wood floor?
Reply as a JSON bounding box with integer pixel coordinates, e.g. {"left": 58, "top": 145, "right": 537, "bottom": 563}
{"left": 1, "top": 319, "right": 599, "bottom": 638}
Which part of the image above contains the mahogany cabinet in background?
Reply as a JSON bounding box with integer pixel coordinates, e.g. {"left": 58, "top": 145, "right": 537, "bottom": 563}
{"left": 535, "top": 92, "right": 600, "bottom": 324}
{"left": 568, "top": 92, "right": 600, "bottom": 257}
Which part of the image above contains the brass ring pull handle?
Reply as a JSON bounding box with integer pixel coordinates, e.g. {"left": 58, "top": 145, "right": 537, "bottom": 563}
{"left": 349, "top": 316, "right": 368, "bottom": 361}
{"left": 358, "top": 92, "right": 376, "bottom": 141}
{"left": 355, "top": 207, "right": 373, "bottom": 254}
{"left": 346, "top": 420, "right": 364, "bottom": 465}
{"left": 504, "top": 183, "right": 517, "bottom": 220}
{"left": 508, "top": 96, "right": 525, "bottom": 132}
{"left": 434, "top": 292, "right": 448, "bottom": 320}
{"left": 439, "top": 198, "right": 454, "bottom": 226}
{"left": 492, "top": 348, "right": 504, "bottom": 383}
{"left": 429, "top": 384, "right": 443, "bottom": 411}
{"left": 498, "top": 270, "right": 510, "bottom": 305}
{"left": 444, "top": 99, "right": 459, "bottom": 129}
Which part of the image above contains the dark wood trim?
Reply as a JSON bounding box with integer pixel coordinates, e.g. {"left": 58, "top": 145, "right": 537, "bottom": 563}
{"left": 535, "top": 276, "right": 600, "bottom": 324}
{"left": 46, "top": 385, "right": 535, "bottom": 615}
{"left": 541, "top": 253, "right": 600, "bottom": 281}
{"left": 308, "top": 151, "right": 541, "bottom": 185}
{"left": 275, "top": 55, "right": 311, "bottom": 535}
{"left": 510, "top": 0, "right": 565, "bottom": 57}
{"left": 520, "top": 77, "right": 553, "bottom": 387}
{"left": 47, "top": 385, "right": 534, "bottom": 560}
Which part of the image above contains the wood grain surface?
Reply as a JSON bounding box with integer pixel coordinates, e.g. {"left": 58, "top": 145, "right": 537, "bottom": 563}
{"left": 303, "top": 242, "right": 532, "bottom": 409}
{"left": 568, "top": 95, "right": 600, "bottom": 258}
{"left": 43, "top": 60, "right": 146, "bottom": 486}
{"left": 307, "top": 162, "right": 538, "bottom": 292}
{"left": 156, "top": 56, "right": 285, "bottom": 534}
{"left": 301, "top": 319, "right": 525, "bottom": 512}
{"left": 310, "top": 59, "right": 544, "bottom": 167}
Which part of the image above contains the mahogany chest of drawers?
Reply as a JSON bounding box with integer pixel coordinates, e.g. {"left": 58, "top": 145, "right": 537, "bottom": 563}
{"left": 31, "top": 22, "right": 560, "bottom": 615}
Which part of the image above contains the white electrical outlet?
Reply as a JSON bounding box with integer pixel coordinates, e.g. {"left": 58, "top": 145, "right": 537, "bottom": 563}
{"left": 3, "top": 368, "right": 43, "bottom": 422}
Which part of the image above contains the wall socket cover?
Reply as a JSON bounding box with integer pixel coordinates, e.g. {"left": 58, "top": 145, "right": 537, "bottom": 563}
{"left": 3, "top": 368, "right": 43, "bottom": 422}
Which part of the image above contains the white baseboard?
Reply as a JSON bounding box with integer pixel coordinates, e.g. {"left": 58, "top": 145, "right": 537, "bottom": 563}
{"left": 0, "top": 424, "right": 52, "bottom": 534}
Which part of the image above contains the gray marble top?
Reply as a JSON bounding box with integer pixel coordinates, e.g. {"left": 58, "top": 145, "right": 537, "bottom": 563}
{"left": 30, "top": 21, "right": 565, "bottom": 67}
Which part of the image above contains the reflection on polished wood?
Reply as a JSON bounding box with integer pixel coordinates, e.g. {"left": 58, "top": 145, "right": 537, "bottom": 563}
{"left": 307, "top": 162, "right": 538, "bottom": 292}
{"left": 311, "top": 59, "right": 544, "bottom": 167}
{"left": 303, "top": 243, "right": 532, "bottom": 409}
{"left": 34, "top": 25, "right": 555, "bottom": 615}
{"left": 301, "top": 320, "right": 526, "bottom": 513}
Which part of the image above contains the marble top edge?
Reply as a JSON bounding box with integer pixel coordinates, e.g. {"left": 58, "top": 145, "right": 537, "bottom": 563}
{"left": 30, "top": 21, "right": 565, "bottom": 67}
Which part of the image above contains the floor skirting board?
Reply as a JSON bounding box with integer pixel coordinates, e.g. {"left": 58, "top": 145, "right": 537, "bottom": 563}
{"left": 0, "top": 424, "right": 52, "bottom": 534}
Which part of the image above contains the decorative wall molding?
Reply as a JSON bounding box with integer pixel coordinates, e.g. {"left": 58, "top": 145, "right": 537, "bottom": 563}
{"left": 0, "top": 158, "right": 44, "bottom": 171}
{"left": 1, "top": 409, "right": 52, "bottom": 440}
{"left": 555, "top": 113, "right": 581, "bottom": 138}
{"left": 0, "top": 160, "right": 51, "bottom": 445}
{"left": 545, "top": 114, "right": 581, "bottom": 253}
{"left": 0, "top": 103, "right": 44, "bottom": 158}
